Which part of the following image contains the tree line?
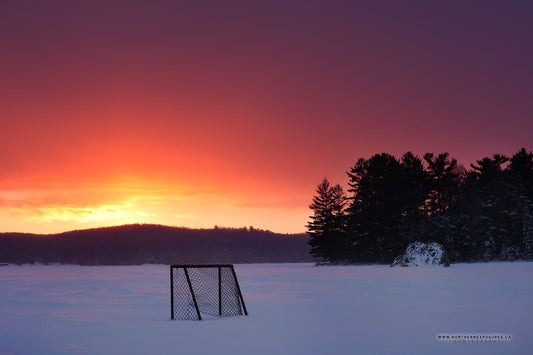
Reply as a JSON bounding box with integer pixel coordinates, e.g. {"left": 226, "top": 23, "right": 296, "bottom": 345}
{"left": 0, "top": 224, "right": 313, "bottom": 265}
{"left": 307, "top": 148, "right": 533, "bottom": 264}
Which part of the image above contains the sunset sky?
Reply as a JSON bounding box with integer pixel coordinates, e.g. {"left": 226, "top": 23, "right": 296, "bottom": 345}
{"left": 1, "top": 0, "right": 532, "bottom": 234}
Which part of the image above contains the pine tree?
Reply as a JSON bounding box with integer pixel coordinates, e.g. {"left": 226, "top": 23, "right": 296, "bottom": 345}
{"left": 347, "top": 153, "right": 409, "bottom": 263}
{"left": 400, "top": 152, "right": 428, "bottom": 243}
{"left": 423, "top": 152, "right": 462, "bottom": 214}
{"left": 467, "top": 154, "right": 512, "bottom": 260}
{"left": 509, "top": 147, "right": 533, "bottom": 203}
{"left": 508, "top": 148, "right": 533, "bottom": 259}
{"left": 307, "top": 178, "right": 348, "bottom": 263}
{"left": 522, "top": 204, "right": 533, "bottom": 260}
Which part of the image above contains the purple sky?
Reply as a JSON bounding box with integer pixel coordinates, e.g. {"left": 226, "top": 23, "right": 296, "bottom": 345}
{"left": 1, "top": 0, "right": 532, "bottom": 233}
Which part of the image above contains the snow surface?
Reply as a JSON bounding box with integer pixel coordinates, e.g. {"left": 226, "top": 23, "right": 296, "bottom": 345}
{"left": 1, "top": 262, "right": 532, "bottom": 354}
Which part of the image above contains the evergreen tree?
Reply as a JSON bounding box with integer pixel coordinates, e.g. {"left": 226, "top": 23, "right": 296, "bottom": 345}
{"left": 522, "top": 205, "right": 533, "bottom": 260}
{"left": 465, "top": 154, "right": 512, "bottom": 260}
{"left": 509, "top": 148, "right": 533, "bottom": 182}
{"left": 508, "top": 147, "right": 533, "bottom": 202}
{"left": 400, "top": 152, "right": 429, "bottom": 243}
{"left": 508, "top": 148, "right": 533, "bottom": 259}
{"left": 423, "top": 152, "right": 462, "bottom": 214}
{"left": 347, "top": 153, "right": 409, "bottom": 263}
{"left": 307, "top": 178, "right": 348, "bottom": 263}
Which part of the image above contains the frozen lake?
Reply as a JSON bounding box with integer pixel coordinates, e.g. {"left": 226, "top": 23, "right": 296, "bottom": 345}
{"left": 1, "top": 262, "right": 532, "bottom": 354}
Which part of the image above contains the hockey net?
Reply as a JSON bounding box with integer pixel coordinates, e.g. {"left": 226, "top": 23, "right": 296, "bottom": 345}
{"left": 170, "top": 264, "right": 247, "bottom": 320}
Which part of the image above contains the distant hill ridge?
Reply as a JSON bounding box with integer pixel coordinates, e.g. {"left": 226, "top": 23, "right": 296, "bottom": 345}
{"left": 0, "top": 224, "right": 314, "bottom": 265}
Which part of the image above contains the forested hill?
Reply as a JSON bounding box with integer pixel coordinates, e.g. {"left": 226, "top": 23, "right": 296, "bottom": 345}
{"left": 0, "top": 224, "right": 314, "bottom": 265}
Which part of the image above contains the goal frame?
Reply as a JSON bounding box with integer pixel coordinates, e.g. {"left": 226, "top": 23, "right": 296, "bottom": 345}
{"left": 170, "top": 264, "right": 248, "bottom": 320}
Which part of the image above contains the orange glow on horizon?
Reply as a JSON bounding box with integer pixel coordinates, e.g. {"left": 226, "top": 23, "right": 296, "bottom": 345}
{"left": 0, "top": 174, "right": 311, "bottom": 234}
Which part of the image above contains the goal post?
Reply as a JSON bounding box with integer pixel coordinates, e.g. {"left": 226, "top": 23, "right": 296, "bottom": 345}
{"left": 170, "top": 264, "right": 248, "bottom": 321}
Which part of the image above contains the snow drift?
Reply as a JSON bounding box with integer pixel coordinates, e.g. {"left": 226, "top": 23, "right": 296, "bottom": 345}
{"left": 391, "top": 241, "right": 450, "bottom": 267}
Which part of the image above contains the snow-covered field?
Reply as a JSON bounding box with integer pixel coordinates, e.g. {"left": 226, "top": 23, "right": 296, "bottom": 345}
{"left": 1, "top": 262, "right": 532, "bottom": 354}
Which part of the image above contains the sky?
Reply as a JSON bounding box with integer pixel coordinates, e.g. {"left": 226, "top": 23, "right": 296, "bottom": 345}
{"left": 1, "top": 0, "right": 532, "bottom": 234}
